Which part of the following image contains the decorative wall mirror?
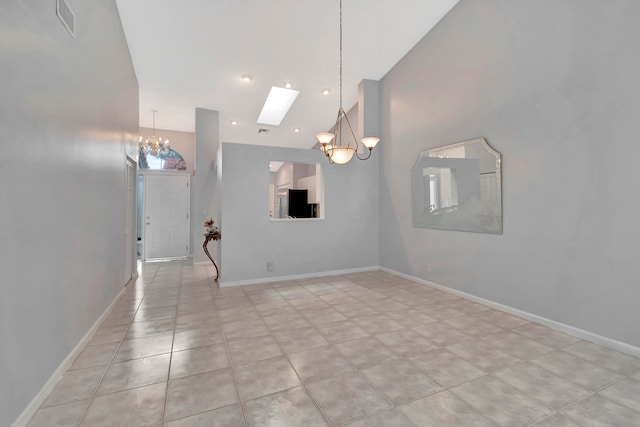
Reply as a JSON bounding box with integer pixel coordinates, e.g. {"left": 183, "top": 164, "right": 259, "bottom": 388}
{"left": 412, "top": 137, "right": 502, "bottom": 234}
{"left": 269, "top": 161, "right": 324, "bottom": 220}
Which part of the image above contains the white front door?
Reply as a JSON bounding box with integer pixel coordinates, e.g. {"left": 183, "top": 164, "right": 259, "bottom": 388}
{"left": 144, "top": 174, "right": 190, "bottom": 259}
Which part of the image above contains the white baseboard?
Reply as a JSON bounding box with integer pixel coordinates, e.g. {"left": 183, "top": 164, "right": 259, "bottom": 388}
{"left": 11, "top": 283, "right": 130, "bottom": 427}
{"left": 380, "top": 267, "right": 640, "bottom": 358}
{"left": 220, "top": 265, "right": 379, "bottom": 287}
{"left": 193, "top": 261, "right": 211, "bottom": 266}
{"left": 144, "top": 256, "right": 191, "bottom": 263}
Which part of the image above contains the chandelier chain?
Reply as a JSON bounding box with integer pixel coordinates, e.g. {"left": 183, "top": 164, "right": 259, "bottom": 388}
{"left": 314, "top": 0, "right": 379, "bottom": 164}
{"left": 151, "top": 109, "right": 157, "bottom": 133}
{"left": 339, "top": 0, "right": 343, "bottom": 110}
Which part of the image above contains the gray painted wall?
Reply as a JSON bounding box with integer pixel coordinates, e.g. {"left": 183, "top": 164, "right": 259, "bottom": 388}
{"left": 220, "top": 142, "right": 379, "bottom": 284}
{"left": 0, "top": 1, "right": 138, "bottom": 424}
{"left": 192, "top": 108, "right": 220, "bottom": 263}
{"left": 379, "top": 0, "right": 640, "bottom": 347}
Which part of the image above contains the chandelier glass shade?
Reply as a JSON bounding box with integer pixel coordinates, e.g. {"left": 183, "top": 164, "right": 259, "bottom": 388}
{"left": 315, "top": 0, "right": 380, "bottom": 164}
{"left": 327, "top": 146, "right": 355, "bottom": 165}
{"left": 139, "top": 110, "right": 170, "bottom": 157}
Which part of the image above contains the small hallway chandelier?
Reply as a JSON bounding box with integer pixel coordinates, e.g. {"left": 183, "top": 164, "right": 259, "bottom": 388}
{"left": 315, "top": 0, "right": 380, "bottom": 164}
{"left": 139, "top": 110, "right": 170, "bottom": 156}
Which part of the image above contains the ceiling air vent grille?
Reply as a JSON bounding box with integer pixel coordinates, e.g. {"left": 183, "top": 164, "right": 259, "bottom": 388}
{"left": 56, "top": 0, "right": 76, "bottom": 38}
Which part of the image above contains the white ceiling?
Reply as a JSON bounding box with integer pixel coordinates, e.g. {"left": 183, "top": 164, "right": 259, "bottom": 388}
{"left": 116, "top": 0, "right": 459, "bottom": 149}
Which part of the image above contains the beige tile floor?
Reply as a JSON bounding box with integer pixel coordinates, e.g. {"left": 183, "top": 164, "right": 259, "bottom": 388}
{"left": 27, "top": 260, "right": 640, "bottom": 426}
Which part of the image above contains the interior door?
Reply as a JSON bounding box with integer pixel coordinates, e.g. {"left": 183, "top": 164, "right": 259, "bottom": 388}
{"left": 125, "top": 160, "right": 135, "bottom": 282}
{"left": 144, "top": 174, "right": 190, "bottom": 259}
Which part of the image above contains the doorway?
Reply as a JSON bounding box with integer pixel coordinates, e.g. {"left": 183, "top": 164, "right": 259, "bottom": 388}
{"left": 125, "top": 158, "right": 136, "bottom": 284}
{"left": 140, "top": 173, "right": 190, "bottom": 259}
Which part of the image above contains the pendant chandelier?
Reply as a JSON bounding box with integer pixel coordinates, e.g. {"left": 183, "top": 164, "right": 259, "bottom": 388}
{"left": 139, "top": 110, "right": 170, "bottom": 157}
{"left": 315, "top": 0, "right": 380, "bottom": 164}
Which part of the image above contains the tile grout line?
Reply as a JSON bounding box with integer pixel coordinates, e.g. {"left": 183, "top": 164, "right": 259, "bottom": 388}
{"left": 240, "top": 273, "right": 604, "bottom": 427}
{"left": 223, "top": 277, "right": 333, "bottom": 426}
{"left": 31, "top": 265, "right": 640, "bottom": 426}
{"left": 264, "top": 320, "right": 333, "bottom": 426}
{"left": 525, "top": 371, "right": 640, "bottom": 426}
{"left": 74, "top": 264, "right": 159, "bottom": 426}
{"left": 144, "top": 264, "right": 223, "bottom": 425}
{"left": 271, "top": 276, "right": 392, "bottom": 427}
{"left": 159, "top": 262, "right": 183, "bottom": 426}
{"left": 219, "top": 284, "right": 251, "bottom": 427}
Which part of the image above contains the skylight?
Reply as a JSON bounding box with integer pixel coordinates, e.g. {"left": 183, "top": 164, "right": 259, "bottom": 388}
{"left": 269, "top": 161, "right": 284, "bottom": 172}
{"left": 257, "top": 86, "right": 299, "bottom": 126}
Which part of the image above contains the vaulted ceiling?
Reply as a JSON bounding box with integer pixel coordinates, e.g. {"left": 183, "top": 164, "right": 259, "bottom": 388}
{"left": 116, "top": 0, "right": 459, "bottom": 148}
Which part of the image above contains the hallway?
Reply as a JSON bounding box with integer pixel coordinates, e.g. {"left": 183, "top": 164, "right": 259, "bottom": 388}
{"left": 27, "top": 261, "right": 640, "bottom": 426}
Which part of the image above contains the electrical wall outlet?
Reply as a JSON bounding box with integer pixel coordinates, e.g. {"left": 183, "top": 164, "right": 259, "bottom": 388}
{"left": 267, "top": 262, "right": 273, "bottom": 271}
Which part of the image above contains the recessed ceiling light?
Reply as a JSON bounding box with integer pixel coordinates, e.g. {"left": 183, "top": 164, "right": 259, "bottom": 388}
{"left": 241, "top": 74, "right": 252, "bottom": 82}
{"left": 230, "top": 120, "right": 238, "bottom": 126}
{"left": 321, "top": 88, "right": 331, "bottom": 95}
{"left": 293, "top": 128, "right": 300, "bottom": 133}
{"left": 257, "top": 86, "right": 300, "bottom": 126}
{"left": 284, "top": 81, "right": 293, "bottom": 89}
